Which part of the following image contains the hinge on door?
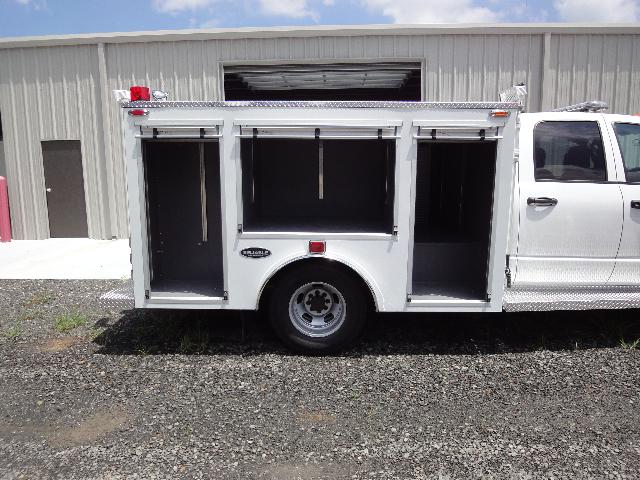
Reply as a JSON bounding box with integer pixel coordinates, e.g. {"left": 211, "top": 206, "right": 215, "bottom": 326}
{"left": 237, "top": 224, "right": 243, "bottom": 233}
{"left": 223, "top": 291, "right": 229, "bottom": 301}
{"left": 486, "top": 293, "right": 492, "bottom": 302}
{"left": 144, "top": 289, "right": 150, "bottom": 299}
{"left": 392, "top": 226, "right": 398, "bottom": 236}
{"left": 407, "top": 294, "right": 412, "bottom": 303}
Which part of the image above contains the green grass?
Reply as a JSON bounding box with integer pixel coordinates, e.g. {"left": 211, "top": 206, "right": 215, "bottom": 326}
{"left": 19, "top": 308, "right": 44, "bottom": 322}
{"left": 619, "top": 338, "right": 640, "bottom": 350}
{"left": 3, "top": 324, "right": 22, "bottom": 340}
{"left": 55, "top": 311, "right": 88, "bottom": 333}
{"left": 179, "top": 329, "right": 210, "bottom": 354}
{"left": 25, "top": 292, "right": 54, "bottom": 307}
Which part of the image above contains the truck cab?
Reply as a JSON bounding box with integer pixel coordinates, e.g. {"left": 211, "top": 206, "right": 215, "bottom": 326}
{"left": 505, "top": 110, "right": 640, "bottom": 310}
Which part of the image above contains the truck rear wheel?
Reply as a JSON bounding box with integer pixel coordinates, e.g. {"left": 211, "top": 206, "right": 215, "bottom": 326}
{"left": 267, "top": 263, "right": 368, "bottom": 353}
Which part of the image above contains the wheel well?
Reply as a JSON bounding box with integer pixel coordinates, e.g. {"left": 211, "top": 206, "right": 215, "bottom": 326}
{"left": 258, "top": 258, "right": 377, "bottom": 312}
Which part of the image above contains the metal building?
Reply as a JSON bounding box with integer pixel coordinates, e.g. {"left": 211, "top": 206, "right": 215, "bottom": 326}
{"left": 0, "top": 23, "right": 639, "bottom": 240}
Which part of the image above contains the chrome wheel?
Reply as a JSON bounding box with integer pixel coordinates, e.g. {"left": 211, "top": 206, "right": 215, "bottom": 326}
{"left": 288, "top": 282, "right": 346, "bottom": 338}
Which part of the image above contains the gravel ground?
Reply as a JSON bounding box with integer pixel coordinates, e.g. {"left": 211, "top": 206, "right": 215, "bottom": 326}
{"left": 1, "top": 280, "right": 640, "bottom": 479}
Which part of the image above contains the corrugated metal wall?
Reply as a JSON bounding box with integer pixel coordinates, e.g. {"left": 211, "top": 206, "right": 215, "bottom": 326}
{"left": 0, "top": 31, "right": 638, "bottom": 239}
{"left": 0, "top": 45, "right": 110, "bottom": 239}
{"left": 545, "top": 34, "right": 640, "bottom": 113}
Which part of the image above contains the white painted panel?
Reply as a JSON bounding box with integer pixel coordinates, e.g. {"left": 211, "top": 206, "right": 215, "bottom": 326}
{"left": 513, "top": 113, "right": 623, "bottom": 286}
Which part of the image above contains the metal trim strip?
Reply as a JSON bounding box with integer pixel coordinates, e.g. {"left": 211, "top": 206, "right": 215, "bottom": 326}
{"left": 123, "top": 100, "right": 521, "bottom": 110}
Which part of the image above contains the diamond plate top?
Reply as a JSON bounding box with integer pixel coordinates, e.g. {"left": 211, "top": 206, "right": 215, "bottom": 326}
{"left": 122, "top": 100, "right": 520, "bottom": 110}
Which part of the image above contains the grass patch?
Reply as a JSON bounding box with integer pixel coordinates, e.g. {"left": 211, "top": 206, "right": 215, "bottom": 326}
{"left": 619, "top": 338, "right": 640, "bottom": 350}
{"left": 55, "top": 311, "right": 88, "bottom": 333}
{"left": 19, "top": 308, "right": 44, "bottom": 322}
{"left": 179, "top": 329, "right": 210, "bottom": 354}
{"left": 25, "top": 292, "right": 54, "bottom": 307}
{"left": 3, "top": 324, "right": 22, "bottom": 340}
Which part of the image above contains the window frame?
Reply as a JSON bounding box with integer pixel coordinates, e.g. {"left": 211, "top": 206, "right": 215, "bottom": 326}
{"left": 532, "top": 120, "right": 609, "bottom": 184}
{"left": 612, "top": 122, "right": 640, "bottom": 185}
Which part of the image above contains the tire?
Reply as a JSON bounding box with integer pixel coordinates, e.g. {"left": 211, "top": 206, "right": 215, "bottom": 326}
{"left": 267, "top": 262, "right": 369, "bottom": 353}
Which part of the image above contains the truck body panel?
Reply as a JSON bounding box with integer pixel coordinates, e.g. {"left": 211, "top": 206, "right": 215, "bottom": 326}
{"left": 122, "top": 102, "right": 517, "bottom": 312}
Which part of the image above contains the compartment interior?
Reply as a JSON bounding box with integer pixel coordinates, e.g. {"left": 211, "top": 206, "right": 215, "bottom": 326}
{"left": 144, "top": 140, "right": 224, "bottom": 298}
{"left": 241, "top": 138, "right": 395, "bottom": 233}
{"left": 412, "top": 141, "right": 497, "bottom": 300}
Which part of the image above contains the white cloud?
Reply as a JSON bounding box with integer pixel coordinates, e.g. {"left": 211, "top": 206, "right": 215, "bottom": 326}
{"left": 153, "top": 0, "right": 319, "bottom": 19}
{"left": 360, "top": 0, "right": 499, "bottom": 23}
{"left": 15, "top": 0, "right": 48, "bottom": 10}
{"left": 554, "top": 0, "right": 638, "bottom": 22}
{"left": 257, "top": 0, "right": 317, "bottom": 18}
{"left": 152, "top": 0, "right": 216, "bottom": 13}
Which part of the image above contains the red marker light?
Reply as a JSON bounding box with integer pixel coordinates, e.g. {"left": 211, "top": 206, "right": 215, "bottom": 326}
{"left": 128, "top": 109, "right": 149, "bottom": 116}
{"left": 309, "top": 241, "right": 325, "bottom": 254}
{"left": 130, "top": 86, "right": 150, "bottom": 101}
{"left": 490, "top": 109, "right": 510, "bottom": 118}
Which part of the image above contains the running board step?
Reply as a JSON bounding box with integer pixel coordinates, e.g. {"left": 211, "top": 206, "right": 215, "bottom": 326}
{"left": 503, "top": 286, "right": 640, "bottom": 312}
{"left": 100, "top": 279, "right": 135, "bottom": 310}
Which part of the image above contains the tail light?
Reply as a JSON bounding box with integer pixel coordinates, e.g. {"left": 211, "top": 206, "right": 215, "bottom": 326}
{"left": 130, "top": 86, "right": 150, "bottom": 101}
{"left": 309, "top": 241, "right": 325, "bottom": 254}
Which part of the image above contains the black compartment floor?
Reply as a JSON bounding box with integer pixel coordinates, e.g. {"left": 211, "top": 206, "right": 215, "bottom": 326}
{"left": 150, "top": 280, "right": 224, "bottom": 299}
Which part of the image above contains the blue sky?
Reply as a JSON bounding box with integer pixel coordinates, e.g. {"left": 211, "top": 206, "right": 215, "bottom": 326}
{"left": 1, "top": 0, "right": 638, "bottom": 38}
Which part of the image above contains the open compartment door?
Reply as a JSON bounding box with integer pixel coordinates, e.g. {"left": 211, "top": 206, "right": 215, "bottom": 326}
{"left": 410, "top": 124, "right": 500, "bottom": 302}
{"left": 143, "top": 137, "right": 224, "bottom": 300}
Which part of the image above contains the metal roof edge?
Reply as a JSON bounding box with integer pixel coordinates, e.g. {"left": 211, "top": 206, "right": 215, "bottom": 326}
{"left": 1, "top": 23, "right": 640, "bottom": 49}
{"left": 120, "top": 100, "right": 521, "bottom": 109}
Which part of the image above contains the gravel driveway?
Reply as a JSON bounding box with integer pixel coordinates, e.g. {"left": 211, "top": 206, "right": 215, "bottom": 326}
{"left": 1, "top": 280, "right": 640, "bottom": 479}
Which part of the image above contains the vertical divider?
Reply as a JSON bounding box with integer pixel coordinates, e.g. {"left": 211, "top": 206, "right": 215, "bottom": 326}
{"left": 199, "top": 141, "right": 208, "bottom": 243}
{"left": 316, "top": 128, "right": 324, "bottom": 200}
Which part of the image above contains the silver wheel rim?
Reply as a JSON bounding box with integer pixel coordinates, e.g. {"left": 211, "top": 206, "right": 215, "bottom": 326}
{"left": 288, "top": 282, "right": 347, "bottom": 338}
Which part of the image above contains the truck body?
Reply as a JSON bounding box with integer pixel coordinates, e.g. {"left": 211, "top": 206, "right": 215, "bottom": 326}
{"left": 114, "top": 98, "right": 640, "bottom": 351}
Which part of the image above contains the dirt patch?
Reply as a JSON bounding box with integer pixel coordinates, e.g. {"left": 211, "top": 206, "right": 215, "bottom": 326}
{"left": 38, "top": 336, "right": 84, "bottom": 353}
{"left": 298, "top": 409, "right": 336, "bottom": 425}
{"left": 0, "top": 408, "right": 130, "bottom": 449}
{"left": 49, "top": 408, "right": 130, "bottom": 447}
{"left": 261, "top": 463, "right": 339, "bottom": 480}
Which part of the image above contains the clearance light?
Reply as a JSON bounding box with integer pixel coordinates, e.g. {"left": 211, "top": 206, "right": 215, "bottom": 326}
{"left": 309, "top": 241, "right": 326, "bottom": 254}
{"left": 490, "top": 110, "right": 510, "bottom": 118}
{"left": 128, "top": 109, "right": 149, "bottom": 116}
{"left": 130, "top": 85, "right": 150, "bottom": 101}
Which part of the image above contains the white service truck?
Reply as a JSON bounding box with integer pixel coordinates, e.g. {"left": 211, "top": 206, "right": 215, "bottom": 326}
{"left": 110, "top": 94, "right": 640, "bottom": 352}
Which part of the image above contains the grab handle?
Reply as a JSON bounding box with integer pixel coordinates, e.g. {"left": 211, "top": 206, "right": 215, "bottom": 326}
{"left": 527, "top": 197, "right": 558, "bottom": 207}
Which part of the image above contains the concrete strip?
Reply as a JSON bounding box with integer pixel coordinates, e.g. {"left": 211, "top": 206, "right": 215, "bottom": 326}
{"left": 0, "top": 239, "right": 130, "bottom": 279}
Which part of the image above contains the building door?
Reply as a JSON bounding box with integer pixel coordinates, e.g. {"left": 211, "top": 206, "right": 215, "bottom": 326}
{"left": 42, "top": 140, "right": 88, "bottom": 238}
{"left": 512, "top": 114, "right": 623, "bottom": 287}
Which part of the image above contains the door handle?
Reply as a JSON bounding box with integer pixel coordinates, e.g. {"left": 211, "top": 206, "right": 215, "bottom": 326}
{"left": 632, "top": 200, "right": 640, "bottom": 209}
{"left": 527, "top": 197, "right": 558, "bottom": 207}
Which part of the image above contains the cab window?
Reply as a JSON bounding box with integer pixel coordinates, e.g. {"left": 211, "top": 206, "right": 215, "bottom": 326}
{"left": 613, "top": 123, "right": 640, "bottom": 183}
{"left": 533, "top": 121, "right": 607, "bottom": 182}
